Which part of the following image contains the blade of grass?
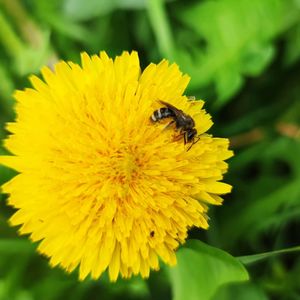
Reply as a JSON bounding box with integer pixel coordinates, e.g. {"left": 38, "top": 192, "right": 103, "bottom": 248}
{"left": 238, "top": 245, "right": 300, "bottom": 265}
{"left": 147, "top": 0, "right": 175, "bottom": 60}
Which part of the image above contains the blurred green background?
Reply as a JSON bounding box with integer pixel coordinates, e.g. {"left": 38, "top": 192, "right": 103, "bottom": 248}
{"left": 0, "top": 0, "right": 300, "bottom": 299}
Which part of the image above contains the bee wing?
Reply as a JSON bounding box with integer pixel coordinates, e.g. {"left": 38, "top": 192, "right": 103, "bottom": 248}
{"left": 158, "top": 100, "right": 184, "bottom": 118}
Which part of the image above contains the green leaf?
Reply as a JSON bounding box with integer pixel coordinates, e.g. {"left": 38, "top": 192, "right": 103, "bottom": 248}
{"left": 42, "top": 14, "right": 92, "bottom": 42}
{"left": 14, "top": 30, "right": 52, "bottom": 76}
{"left": 212, "top": 282, "right": 268, "bottom": 300}
{"left": 176, "top": 0, "right": 300, "bottom": 105}
{"left": 214, "top": 65, "right": 243, "bottom": 106}
{"left": 238, "top": 245, "right": 300, "bottom": 265}
{"left": 222, "top": 137, "right": 300, "bottom": 245}
{"left": 0, "top": 10, "right": 24, "bottom": 58}
{"left": 0, "top": 65, "right": 14, "bottom": 109}
{"left": 284, "top": 23, "right": 300, "bottom": 66}
{"left": 168, "top": 240, "right": 249, "bottom": 300}
{"left": 224, "top": 176, "right": 300, "bottom": 244}
{"left": 64, "top": 0, "right": 147, "bottom": 21}
{"left": 240, "top": 42, "right": 275, "bottom": 76}
{"left": 0, "top": 239, "right": 35, "bottom": 254}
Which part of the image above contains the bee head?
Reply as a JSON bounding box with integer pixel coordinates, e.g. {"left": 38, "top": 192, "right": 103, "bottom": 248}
{"left": 187, "top": 128, "right": 197, "bottom": 142}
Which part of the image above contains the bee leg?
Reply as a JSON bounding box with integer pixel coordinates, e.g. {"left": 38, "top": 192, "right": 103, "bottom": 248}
{"left": 173, "top": 130, "right": 185, "bottom": 141}
{"left": 187, "top": 143, "right": 193, "bottom": 151}
{"left": 183, "top": 132, "right": 187, "bottom": 145}
{"left": 163, "top": 120, "right": 175, "bottom": 131}
{"left": 186, "top": 136, "right": 201, "bottom": 152}
{"left": 173, "top": 133, "right": 184, "bottom": 141}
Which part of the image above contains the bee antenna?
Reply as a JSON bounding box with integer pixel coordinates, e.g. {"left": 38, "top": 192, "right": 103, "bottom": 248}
{"left": 186, "top": 136, "right": 201, "bottom": 152}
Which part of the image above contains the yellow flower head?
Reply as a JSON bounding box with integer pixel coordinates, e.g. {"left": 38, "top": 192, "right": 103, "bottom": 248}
{"left": 0, "top": 51, "right": 233, "bottom": 281}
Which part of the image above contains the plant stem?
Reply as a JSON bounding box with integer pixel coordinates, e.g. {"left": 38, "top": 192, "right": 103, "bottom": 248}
{"left": 147, "top": 0, "right": 176, "bottom": 60}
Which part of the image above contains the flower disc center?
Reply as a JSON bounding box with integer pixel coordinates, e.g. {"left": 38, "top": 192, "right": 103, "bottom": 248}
{"left": 111, "top": 150, "right": 139, "bottom": 185}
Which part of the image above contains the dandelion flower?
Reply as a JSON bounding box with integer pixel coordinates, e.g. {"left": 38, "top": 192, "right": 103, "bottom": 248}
{"left": 0, "top": 51, "right": 233, "bottom": 281}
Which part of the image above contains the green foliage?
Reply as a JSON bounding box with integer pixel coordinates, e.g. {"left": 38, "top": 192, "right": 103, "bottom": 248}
{"left": 168, "top": 240, "right": 249, "bottom": 300}
{"left": 222, "top": 137, "right": 300, "bottom": 245}
{"left": 64, "top": 0, "right": 147, "bottom": 20}
{"left": 284, "top": 23, "right": 300, "bottom": 66}
{"left": 0, "top": 0, "right": 300, "bottom": 299}
{"left": 238, "top": 245, "right": 300, "bottom": 265}
{"left": 212, "top": 282, "right": 269, "bottom": 300}
{"left": 175, "top": 0, "right": 300, "bottom": 105}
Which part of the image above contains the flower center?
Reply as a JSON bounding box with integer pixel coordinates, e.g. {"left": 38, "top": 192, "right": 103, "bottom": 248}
{"left": 121, "top": 153, "right": 137, "bottom": 182}
{"left": 110, "top": 149, "right": 139, "bottom": 185}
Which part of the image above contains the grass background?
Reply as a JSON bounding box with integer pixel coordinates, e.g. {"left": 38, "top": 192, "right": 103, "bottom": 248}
{"left": 0, "top": 0, "right": 300, "bottom": 299}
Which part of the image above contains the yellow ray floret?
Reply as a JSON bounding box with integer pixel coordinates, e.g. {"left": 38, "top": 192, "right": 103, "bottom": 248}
{"left": 0, "top": 51, "right": 233, "bottom": 281}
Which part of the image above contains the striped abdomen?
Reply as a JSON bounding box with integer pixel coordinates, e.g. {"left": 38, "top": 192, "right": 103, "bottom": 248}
{"left": 150, "top": 107, "right": 175, "bottom": 122}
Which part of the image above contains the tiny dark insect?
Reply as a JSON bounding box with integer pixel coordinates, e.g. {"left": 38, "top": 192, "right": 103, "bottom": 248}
{"left": 150, "top": 230, "right": 155, "bottom": 237}
{"left": 150, "top": 100, "right": 200, "bottom": 151}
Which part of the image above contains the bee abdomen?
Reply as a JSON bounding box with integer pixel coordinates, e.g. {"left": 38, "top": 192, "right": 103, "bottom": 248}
{"left": 151, "top": 107, "right": 174, "bottom": 122}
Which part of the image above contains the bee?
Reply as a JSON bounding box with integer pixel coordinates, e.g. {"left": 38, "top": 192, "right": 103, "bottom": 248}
{"left": 150, "top": 100, "right": 200, "bottom": 151}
